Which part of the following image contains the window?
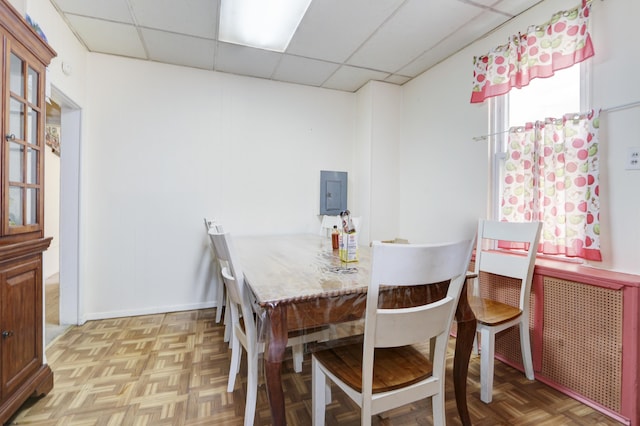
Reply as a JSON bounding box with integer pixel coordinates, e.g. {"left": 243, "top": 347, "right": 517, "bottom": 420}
{"left": 473, "top": 1, "right": 601, "bottom": 260}
{"left": 489, "top": 64, "right": 586, "bottom": 221}
{"left": 488, "top": 62, "right": 601, "bottom": 260}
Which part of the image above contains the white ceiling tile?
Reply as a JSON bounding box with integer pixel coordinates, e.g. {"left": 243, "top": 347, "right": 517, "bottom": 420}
{"left": 272, "top": 55, "right": 340, "bottom": 87}
{"left": 322, "top": 65, "right": 389, "bottom": 92}
{"left": 347, "top": 0, "right": 484, "bottom": 72}
{"left": 50, "top": 0, "right": 550, "bottom": 92}
{"left": 395, "top": 54, "right": 434, "bottom": 78}
{"left": 141, "top": 29, "right": 215, "bottom": 70}
{"left": 286, "top": 0, "right": 405, "bottom": 63}
{"left": 397, "top": 41, "right": 462, "bottom": 78}
{"left": 454, "top": 0, "right": 542, "bottom": 17}
{"left": 491, "top": 0, "right": 547, "bottom": 16}
{"left": 385, "top": 74, "right": 412, "bottom": 85}
{"left": 459, "top": 9, "right": 512, "bottom": 40}
{"left": 129, "top": 0, "right": 219, "bottom": 39}
{"left": 51, "top": 0, "right": 133, "bottom": 23}
{"left": 460, "top": 0, "right": 497, "bottom": 7}
{"left": 397, "top": 9, "right": 508, "bottom": 76}
{"left": 65, "top": 15, "right": 146, "bottom": 59}
{"left": 215, "top": 42, "right": 282, "bottom": 80}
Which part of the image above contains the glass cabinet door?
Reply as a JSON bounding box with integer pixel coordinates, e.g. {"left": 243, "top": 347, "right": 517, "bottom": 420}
{"left": 5, "top": 48, "right": 43, "bottom": 233}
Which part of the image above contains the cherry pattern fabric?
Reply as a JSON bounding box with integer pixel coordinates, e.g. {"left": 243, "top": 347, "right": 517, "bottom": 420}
{"left": 470, "top": 1, "right": 594, "bottom": 104}
{"left": 500, "top": 110, "right": 601, "bottom": 261}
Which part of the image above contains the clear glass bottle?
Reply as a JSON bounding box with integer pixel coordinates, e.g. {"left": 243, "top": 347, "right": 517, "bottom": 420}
{"left": 331, "top": 225, "right": 339, "bottom": 250}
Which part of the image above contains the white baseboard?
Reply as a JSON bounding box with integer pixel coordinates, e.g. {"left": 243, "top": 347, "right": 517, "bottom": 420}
{"left": 80, "top": 301, "right": 217, "bottom": 323}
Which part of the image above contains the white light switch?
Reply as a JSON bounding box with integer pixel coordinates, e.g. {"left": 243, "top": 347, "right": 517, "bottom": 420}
{"left": 626, "top": 147, "right": 640, "bottom": 170}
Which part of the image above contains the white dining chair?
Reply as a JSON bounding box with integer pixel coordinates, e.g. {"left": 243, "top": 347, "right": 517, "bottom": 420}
{"left": 209, "top": 229, "right": 332, "bottom": 426}
{"left": 203, "top": 218, "right": 227, "bottom": 325}
{"left": 319, "top": 215, "right": 341, "bottom": 237}
{"left": 320, "top": 214, "right": 362, "bottom": 239}
{"left": 469, "top": 219, "right": 542, "bottom": 403}
{"left": 312, "top": 239, "right": 474, "bottom": 426}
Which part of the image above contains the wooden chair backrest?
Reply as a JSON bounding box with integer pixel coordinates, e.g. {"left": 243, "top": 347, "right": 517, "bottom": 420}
{"left": 473, "top": 220, "right": 543, "bottom": 310}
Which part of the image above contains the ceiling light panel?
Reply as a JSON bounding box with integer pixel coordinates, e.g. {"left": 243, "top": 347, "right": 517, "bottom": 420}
{"left": 219, "top": 0, "right": 312, "bottom": 52}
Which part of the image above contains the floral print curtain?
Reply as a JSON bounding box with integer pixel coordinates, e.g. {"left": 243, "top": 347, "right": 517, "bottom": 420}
{"left": 500, "top": 110, "right": 601, "bottom": 260}
{"left": 470, "top": 0, "right": 594, "bottom": 104}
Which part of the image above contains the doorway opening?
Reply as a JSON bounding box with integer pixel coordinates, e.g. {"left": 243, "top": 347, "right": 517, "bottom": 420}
{"left": 43, "top": 85, "right": 82, "bottom": 346}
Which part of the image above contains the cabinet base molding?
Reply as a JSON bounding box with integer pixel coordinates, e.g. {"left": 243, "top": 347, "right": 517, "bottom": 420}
{"left": 0, "top": 364, "right": 53, "bottom": 424}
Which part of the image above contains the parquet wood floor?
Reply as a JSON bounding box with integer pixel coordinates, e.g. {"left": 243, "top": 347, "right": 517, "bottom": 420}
{"left": 45, "top": 274, "right": 70, "bottom": 347}
{"left": 7, "top": 308, "right": 621, "bottom": 425}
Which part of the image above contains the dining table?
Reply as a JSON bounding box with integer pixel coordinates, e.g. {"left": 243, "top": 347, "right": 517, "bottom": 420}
{"left": 235, "top": 234, "right": 477, "bottom": 425}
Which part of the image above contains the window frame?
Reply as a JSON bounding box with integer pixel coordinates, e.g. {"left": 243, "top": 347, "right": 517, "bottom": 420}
{"left": 486, "top": 61, "right": 593, "bottom": 260}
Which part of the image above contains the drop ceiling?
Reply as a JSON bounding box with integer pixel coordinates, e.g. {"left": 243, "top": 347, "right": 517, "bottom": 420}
{"left": 48, "top": 0, "right": 542, "bottom": 92}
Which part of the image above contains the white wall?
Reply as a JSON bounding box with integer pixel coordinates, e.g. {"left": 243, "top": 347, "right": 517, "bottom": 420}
{"left": 398, "top": 51, "right": 487, "bottom": 245}
{"left": 9, "top": 0, "right": 24, "bottom": 15}
{"left": 589, "top": 0, "right": 640, "bottom": 274}
{"left": 352, "top": 82, "right": 373, "bottom": 244}
{"left": 397, "top": 1, "right": 579, "bottom": 245}
{"left": 359, "top": 81, "right": 402, "bottom": 242}
{"left": 43, "top": 146, "right": 59, "bottom": 279}
{"left": 398, "top": 0, "right": 640, "bottom": 275}
{"left": 82, "top": 55, "right": 356, "bottom": 319}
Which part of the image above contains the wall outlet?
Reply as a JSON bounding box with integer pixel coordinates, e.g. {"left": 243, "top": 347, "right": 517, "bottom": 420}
{"left": 626, "top": 147, "right": 640, "bottom": 170}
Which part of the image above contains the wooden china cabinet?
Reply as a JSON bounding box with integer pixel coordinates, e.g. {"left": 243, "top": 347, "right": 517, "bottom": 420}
{"left": 0, "top": 0, "right": 56, "bottom": 423}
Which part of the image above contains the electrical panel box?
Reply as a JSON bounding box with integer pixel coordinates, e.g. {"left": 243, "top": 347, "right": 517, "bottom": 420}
{"left": 320, "top": 170, "right": 347, "bottom": 215}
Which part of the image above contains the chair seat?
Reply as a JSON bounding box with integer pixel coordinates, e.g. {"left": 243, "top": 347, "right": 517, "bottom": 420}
{"left": 470, "top": 220, "right": 542, "bottom": 404}
{"left": 313, "top": 343, "right": 433, "bottom": 393}
{"left": 469, "top": 295, "right": 522, "bottom": 326}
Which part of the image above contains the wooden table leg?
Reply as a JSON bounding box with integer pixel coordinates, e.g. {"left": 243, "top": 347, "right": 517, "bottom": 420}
{"left": 264, "top": 304, "right": 288, "bottom": 426}
{"left": 454, "top": 280, "right": 477, "bottom": 426}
